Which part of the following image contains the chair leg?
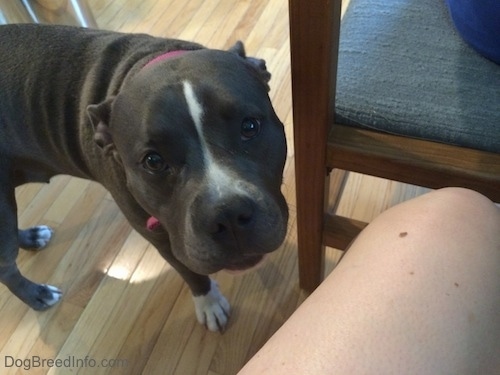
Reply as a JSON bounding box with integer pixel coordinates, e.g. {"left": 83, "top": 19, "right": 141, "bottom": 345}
{"left": 295, "top": 169, "right": 329, "bottom": 292}
{"left": 289, "top": 0, "right": 341, "bottom": 292}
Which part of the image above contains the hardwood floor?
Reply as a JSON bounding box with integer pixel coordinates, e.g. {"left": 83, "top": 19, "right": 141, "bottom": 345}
{"left": 1, "top": 0, "right": 429, "bottom": 374}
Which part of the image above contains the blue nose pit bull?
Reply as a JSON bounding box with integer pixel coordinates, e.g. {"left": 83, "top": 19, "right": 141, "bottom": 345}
{"left": 0, "top": 24, "right": 288, "bottom": 332}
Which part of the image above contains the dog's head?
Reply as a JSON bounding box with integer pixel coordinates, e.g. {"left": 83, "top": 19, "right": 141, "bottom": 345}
{"left": 87, "top": 42, "right": 288, "bottom": 274}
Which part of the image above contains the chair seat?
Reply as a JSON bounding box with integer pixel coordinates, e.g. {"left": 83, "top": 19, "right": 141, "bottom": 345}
{"left": 335, "top": 0, "right": 500, "bottom": 153}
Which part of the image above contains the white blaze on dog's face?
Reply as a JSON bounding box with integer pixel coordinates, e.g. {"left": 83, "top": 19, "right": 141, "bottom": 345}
{"left": 91, "top": 48, "right": 289, "bottom": 275}
{"left": 182, "top": 80, "right": 248, "bottom": 198}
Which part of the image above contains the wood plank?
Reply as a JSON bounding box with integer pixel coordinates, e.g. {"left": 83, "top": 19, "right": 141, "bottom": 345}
{"left": 323, "top": 214, "right": 367, "bottom": 250}
{"left": 108, "top": 265, "right": 185, "bottom": 374}
{"left": 43, "top": 177, "right": 90, "bottom": 224}
{"left": 328, "top": 124, "right": 500, "bottom": 202}
{"left": 74, "top": 246, "right": 167, "bottom": 375}
{"left": 150, "top": 0, "right": 204, "bottom": 38}
{"left": 17, "top": 176, "right": 71, "bottom": 228}
{"left": 46, "top": 230, "right": 151, "bottom": 375}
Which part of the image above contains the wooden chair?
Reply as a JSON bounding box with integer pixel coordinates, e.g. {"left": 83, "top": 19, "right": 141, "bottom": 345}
{"left": 289, "top": 0, "right": 500, "bottom": 292}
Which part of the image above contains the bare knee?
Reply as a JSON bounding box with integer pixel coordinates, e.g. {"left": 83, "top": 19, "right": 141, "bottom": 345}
{"left": 415, "top": 187, "right": 500, "bottom": 238}
{"left": 239, "top": 188, "right": 500, "bottom": 375}
{"left": 368, "top": 187, "right": 499, "bottom": 246}
{"left": 431, "top": 187, "right": 498, "bottom": 215}
{"left": 326, "top": 188, "right": 500, "bottom": 373}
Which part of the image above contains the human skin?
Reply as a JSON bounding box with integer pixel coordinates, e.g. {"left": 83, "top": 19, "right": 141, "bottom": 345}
{"left": 239, "top": 188, "right": 500, "bottom": 375}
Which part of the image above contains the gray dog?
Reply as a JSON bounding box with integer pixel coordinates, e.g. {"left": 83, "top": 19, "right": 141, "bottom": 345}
{"left": 0, "top": 24, "right": 288, "bottom": 332}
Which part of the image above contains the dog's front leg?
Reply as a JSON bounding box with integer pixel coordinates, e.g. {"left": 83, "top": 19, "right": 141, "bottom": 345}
{"left": 152, "top": 242, "right": 231, "bottom": 332}
{"left": 107, "top": 191, "right": 230, "bottom": 332}
{"left": 137, "top": 231, "right": 231, "bottom": 332}
{"left": 0, "top": 179, "right": 62, "bottom": 310}
{"left": 0, "top": 263, "right": 62, "bottom": 310}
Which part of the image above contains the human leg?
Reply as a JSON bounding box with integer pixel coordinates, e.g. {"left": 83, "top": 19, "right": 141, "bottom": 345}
{"left": 239, "top": 188, "right": 500, "bottom": 374}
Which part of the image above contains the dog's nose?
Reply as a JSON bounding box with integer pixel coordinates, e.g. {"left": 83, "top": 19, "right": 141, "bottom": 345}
{"left": 191, "top": 190, "right": 260, "bottom": 248}
{"left": 208, "top": 195, "right": 255, "bottom": 239}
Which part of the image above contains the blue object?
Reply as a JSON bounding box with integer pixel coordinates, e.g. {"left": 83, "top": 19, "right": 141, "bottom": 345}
{"left": 446, "top": 0, "right": 500, "bottom": 64}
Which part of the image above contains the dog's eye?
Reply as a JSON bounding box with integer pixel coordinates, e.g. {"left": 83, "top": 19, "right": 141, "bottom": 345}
{"left": 241, "top": 118, "right": 261, "bottom": 141}
{"left": 142, "top": 152, "right": 168, "bottom": 173}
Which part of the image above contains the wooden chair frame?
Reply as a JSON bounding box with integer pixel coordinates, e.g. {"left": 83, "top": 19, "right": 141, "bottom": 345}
{"left": 289, "top": 0, "right": 500, "bottom": 292}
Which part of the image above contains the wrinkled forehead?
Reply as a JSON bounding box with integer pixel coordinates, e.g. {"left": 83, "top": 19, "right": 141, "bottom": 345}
{"left": 133, "top": 49, "right": 268, "bottom": 98}
{"left": 117, "top": 52, "right": 270, "bottom": 124}
{"left": 111, "top": 50, "right": 276, "bottom": 155}
{"left": 180, "top": 49, "right": 269, "bottom": 90}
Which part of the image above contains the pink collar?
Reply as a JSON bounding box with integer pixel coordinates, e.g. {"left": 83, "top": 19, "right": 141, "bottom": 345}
{"left": 143, "top": 50, "right": 187, "bottom": 69}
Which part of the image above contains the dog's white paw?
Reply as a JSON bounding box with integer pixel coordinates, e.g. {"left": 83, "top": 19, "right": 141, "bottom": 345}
{"left": 26, "top": 283, "right": 62, "bottom": 311}
{"left": 33, "top": 226, "right": 53, "bottom": 248}
{"left": 41, "top": 284, "right": 63, "bottom": 307}
{"left": 19, "top": 225, "right": 53, "bottom": 249}
{"left": 192, "top": 279, "right": 230, "bottom": 332}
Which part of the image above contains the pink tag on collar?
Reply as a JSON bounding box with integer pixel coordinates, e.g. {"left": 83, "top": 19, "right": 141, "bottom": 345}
{"left": 143, "top": 50, "right": 187, "bottom": 69}
{"left": 146, "top": 216, "right": 161, "bottom": 231}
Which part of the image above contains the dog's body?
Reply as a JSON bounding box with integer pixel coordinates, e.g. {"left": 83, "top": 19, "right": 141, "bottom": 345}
{"left": 0, "top": 24, "right": 288, "bottom": 331}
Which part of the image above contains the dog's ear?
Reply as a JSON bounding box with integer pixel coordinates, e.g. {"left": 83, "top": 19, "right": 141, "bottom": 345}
{"left": 228, "top": 41, "right": 271, "bottom": 89}
{"left": 87, "top": 98, "right": 115, "bottom": 156}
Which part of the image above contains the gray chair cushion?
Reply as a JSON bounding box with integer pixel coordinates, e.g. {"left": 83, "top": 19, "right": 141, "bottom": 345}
{"left": 335, "top": 0, "right": 500, "bottom": 153}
